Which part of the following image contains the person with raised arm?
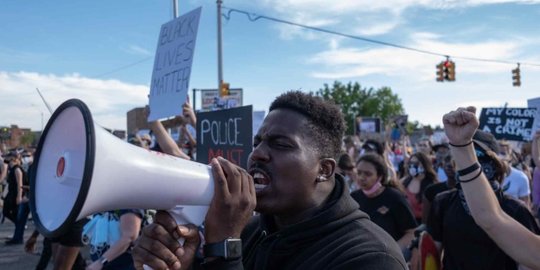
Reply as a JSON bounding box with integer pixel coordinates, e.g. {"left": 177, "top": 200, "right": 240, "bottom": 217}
{"left": 442, "top": 106, "right": 540, "bottom": 270}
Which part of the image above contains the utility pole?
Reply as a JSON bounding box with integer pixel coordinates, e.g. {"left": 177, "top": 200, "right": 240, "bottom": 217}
{"left": 172, "top": 0, "right": 178, "bottom": 18}
{"left": 217, "top": 0, "right": 223, "bottom": 92}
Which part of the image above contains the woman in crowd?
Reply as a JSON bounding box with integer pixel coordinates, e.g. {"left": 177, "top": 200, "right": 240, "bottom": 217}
{"left": 351, "top": 153, "right": 417, "bottom": 253}
{"left": 401, "top": 152, "right": 438, "bottom": 224}
{"left": 441, "top": 107, "right": 540, "bottom": 270}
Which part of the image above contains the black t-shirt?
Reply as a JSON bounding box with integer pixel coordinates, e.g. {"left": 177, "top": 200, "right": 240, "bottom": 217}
{"left": 427, "top": 189, "right": 540, "bottom": 270}
{"left": 423, "top": 182, "right": 451, "bottom": 203}
{"left": 351, "top": 187, "right": 418, "bottom": 241}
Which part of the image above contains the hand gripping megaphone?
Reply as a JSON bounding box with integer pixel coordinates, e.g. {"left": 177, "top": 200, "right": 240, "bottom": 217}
{"left": 29, "top": 99, "right": 214, "bottom": 238}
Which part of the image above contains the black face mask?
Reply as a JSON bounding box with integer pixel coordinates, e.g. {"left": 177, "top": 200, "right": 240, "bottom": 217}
{"left": 475, "top": 148, "right": 496, "bottom": 180}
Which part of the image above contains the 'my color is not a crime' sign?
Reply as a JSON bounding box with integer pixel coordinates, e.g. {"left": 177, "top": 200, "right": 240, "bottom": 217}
{"left": 196, "top": 106, "right": 253, "bottom": 169}
{"left": 479, "top": 107, "right": 537, "bottom": 141}
{"left": 148, "top": 7, "right": 201, "bottom": 121}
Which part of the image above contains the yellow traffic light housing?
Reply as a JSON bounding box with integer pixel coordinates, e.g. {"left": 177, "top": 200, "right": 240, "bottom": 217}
{"left": 220, "top": 81, "right": 230, "bottom": 97}
{"left": 512, "top": 64, "right": 521, "bottom": 87}
{"left": 436, "top": 62, "right": 444, "bottom": 82}
{"left": 446, "top": 61, "right": 456, "bottom": 81}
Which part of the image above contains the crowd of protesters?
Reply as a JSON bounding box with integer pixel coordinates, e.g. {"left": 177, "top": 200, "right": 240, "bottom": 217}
{"left": 1, "top": 93, "right": 540, "bottom": 270}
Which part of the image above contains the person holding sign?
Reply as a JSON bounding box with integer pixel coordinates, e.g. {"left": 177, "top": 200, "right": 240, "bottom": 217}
{"left": 432, "top": 107, "right": 540, "bottom": 270}
{"left": 132, "top": 91, "right": 407, "bottom": 270}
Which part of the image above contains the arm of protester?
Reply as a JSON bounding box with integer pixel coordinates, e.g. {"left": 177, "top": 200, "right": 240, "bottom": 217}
{"left": 182, "top": 125, "right": 197, "bottom": 147}
{"left": 443, "top": 107, "right": 540, "bottom": 270}
{"left": 0, "top": 163, "right": 7, "bottom": 184}
{"left": 132, "top": 211, "right": 201, "bottom": 270}
{"left": 150, "top": 120, "right": 190, "bottom": 159}
{"left": 183, "top": 101, "right": 197, "bottom": 127}
{"left": 15, "top": 167, "right": 23, "bottom": 205}
{"left": 25, "top": 229, "right": 40, "bottom": 254}
{"left": 87, "top": 211, "right": 142, "bottom": 270}
{"left": 397, "top": 229, "right": 415, "bottom": 251}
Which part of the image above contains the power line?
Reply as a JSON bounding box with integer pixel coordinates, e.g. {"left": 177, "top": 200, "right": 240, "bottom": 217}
{"left": 92, "top": 56, "right": 153, "bottom": 78}
{"left": 222, "top": 6, "right": 540, "bottom": 67}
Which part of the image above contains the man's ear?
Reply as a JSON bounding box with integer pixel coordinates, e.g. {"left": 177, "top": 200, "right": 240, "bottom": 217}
{"left": 319, "top": 158, "right": 336, "bottom": 179}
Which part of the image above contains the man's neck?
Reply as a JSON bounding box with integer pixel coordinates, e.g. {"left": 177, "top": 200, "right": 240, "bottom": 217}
{"left": 273, "top": 180, "right": 337, "bottom": 230}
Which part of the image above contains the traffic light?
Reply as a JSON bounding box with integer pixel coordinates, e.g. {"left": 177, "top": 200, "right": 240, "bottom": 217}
{"left": 220, "top": 81, "right": 230, "bottom": 96}
{"left": 446, "top": 61, "right": 456, "bottom": 81}
{"left": 512, "top": 65, "right": 521, "bottom": 87}
{"left": 436, "top": 62, "right": 444, "bottom": 82}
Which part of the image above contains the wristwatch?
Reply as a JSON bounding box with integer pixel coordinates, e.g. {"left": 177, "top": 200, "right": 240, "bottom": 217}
{"left": 203, "top": 238, "right": 242, "bottom": 260}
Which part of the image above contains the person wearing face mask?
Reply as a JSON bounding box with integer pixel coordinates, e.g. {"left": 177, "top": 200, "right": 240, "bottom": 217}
{"left": 433, "top": 143, "right": 450, "bottom": 182}
{"left": 401, "top": 152, "right": 439, "bottom": 224}
{"left": 4, "top": 149, "right": 29, "bottom": 245}
{"left": 350, "top": 154, "right": 417, "bottom": 255}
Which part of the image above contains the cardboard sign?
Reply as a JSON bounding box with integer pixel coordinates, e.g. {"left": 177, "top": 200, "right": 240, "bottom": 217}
{"left": 528, "top": 97, "right": 540, "bottom": 139}
{"left": 200, "top": 89, "right": 243, "bottom": 111}
{"left": 356, "top": 117, "right": 381, "bottom": 135}
{"left": 196, "top": 106, "right": 253, "bottom": 169}
{"left": 479, "top": 107, "right": 537, "bottom": 142}
{"left": 148, "top": 7, "right": 202, "bottom": 121}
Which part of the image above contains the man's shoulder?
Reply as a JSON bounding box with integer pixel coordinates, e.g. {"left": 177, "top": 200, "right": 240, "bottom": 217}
{"left": 336, "top": 217, "right": 406, "bottom": 263}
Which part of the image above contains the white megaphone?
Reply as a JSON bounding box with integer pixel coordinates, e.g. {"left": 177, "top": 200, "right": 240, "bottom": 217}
{"left": 29, "top": 99, "right": 214, "bottom": 238}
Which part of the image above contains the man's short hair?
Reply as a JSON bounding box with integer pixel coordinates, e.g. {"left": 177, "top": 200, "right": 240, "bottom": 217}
{"left": 269, "top": 91, "right": 346, "bottom": 159}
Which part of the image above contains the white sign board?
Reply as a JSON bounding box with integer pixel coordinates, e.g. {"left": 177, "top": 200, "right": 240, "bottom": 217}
{"left": 528, "top": 97, "right": 540, "bottom": 139}
{"left": 148, "top": 7, "right": 202, "bottom": 121}
{"left": 200, "top": 89, "right": 243, "bottom": 111}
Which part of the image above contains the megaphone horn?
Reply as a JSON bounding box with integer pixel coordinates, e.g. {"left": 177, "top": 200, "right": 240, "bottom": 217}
{"left": 30, "top": 99, "right": 214, "bottom": 238}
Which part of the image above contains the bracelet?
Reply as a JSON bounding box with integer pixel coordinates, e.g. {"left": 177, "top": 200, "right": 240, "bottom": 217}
{"left": 449, "top": 141, "right": 473, "bottom": 147}
{"left": 459, "top": 168, "right": 483, "bottom": 183}
{"left": 457, "top": 163, "right": 480, "bottom": 177}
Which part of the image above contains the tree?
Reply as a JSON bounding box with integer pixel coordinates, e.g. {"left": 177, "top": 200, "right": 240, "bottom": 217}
{"left": 313, "top": 81, "right": 405, "bottom": 134}
{"left": 20, "top": 132, "right": 35, "bottom": 147}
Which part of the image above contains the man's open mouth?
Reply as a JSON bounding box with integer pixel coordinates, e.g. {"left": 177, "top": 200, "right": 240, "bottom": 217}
{"left": 251, "top": 170, "right": 270, "bottom": 191}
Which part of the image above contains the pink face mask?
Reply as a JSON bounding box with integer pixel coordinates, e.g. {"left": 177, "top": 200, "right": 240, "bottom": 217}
{"left": 362, "top": 181, "right": 382, "bottom": 196}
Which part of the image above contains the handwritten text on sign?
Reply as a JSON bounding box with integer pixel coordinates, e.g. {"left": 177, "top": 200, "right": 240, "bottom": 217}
{"left": 479, "top": 107, "right": 537, "bottom": 141}
{"left": 196, "top": 106, "right": 253, "bottom": 169}
{"left": 148, "top": 7, "right": 201, "bottom": 121}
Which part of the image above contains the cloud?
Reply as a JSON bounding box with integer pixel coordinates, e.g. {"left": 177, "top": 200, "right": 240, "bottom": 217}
{"left": 123, "top": 45, "right": 153, "bottom": 56}
{"left": 0, "top": 71, "right": 148, "bottom": 131}
{"left": 307, "top": 33, "right": 528, "bottom": 80}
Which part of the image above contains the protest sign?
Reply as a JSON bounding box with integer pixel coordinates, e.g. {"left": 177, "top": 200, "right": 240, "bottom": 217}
{"left": 196, "top": 106, "right": 253, "bottom": 169}
{"left": 528, "top": 97, "right": 540, "bottom": 139}
{"left": 478, "top": 107, "right": 536, "bottom": 141}
{"left": 356, "top": 117, "right": 381, "bottom": 135}
{"left": 200, "top": 88, "right": 243, "bottom": 111}
{"left": 148, "top": 7, "right": 202, "bottom": 121}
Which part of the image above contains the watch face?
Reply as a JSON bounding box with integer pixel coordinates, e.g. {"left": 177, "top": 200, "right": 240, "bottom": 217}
{"left": 226, "top": 239, "right": 242, "bottom": 259}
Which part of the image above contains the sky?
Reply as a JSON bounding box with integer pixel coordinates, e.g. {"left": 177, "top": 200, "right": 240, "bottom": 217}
{"left": 1, "top": 0, "right": 540, "bottom": 132}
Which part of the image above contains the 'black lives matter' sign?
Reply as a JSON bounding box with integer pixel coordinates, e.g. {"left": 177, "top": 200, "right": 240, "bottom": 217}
{"left": 479, "top": 107, "right": 537, "bottom": 141}
{"left": 196, "top": 106, "right": 253, "bottom": 169}
{"left": 148, "top": 7, "right": 201, "bottom": 121}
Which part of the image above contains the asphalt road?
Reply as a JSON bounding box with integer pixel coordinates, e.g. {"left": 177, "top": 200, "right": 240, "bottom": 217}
{"left": 0, "top": 220, "right": 43, "bottom": 269}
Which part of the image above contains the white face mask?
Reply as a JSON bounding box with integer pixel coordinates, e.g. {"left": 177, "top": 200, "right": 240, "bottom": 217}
{"left": 408, "top": 166, "right": 424, "bottom": 177}
{"left": 22, "top": 156, "right": 33, "bottom": 166}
